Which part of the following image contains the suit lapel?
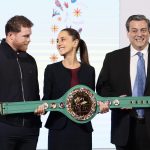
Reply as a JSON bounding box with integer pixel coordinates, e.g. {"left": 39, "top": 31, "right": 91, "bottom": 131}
{"left": 145, "top": 44, "right": 150, "bottom": 94}
{"left": 123, "top": 46, "right": 132, "bottom": 95}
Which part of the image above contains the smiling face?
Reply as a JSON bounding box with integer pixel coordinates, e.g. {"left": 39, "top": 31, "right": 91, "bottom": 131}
{"left": 56, "top": 31, "right": 78, "bottom": 57}
{"left": 127, "top": 20, "right": 150, "bottom": 50}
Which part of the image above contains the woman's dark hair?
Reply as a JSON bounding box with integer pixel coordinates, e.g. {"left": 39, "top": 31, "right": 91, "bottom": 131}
{"left": 61, "top": 28, "right": 90, "bottom": 65}
{"left": 5, "top": 15, "right": 33, "bottom": 35}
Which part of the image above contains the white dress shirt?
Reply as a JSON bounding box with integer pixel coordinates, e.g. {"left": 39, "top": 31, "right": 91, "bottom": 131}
{"left": 130, "top": 45, "right": 148, "bottom": 92}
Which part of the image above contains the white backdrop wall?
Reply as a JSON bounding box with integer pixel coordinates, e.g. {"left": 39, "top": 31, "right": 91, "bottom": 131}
{"left": 0, "top": 0, "right": 119, "bottom": 149}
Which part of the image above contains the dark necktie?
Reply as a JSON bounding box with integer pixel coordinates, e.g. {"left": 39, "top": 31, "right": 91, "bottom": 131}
{"left": 133, "top": 52, "right": 146, "bottom": 118}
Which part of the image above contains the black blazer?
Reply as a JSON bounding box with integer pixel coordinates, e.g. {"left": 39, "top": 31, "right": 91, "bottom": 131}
{"left": 43, "top": 61, "right": 95, "bottom": 133}
{"left": 96, "top": 45, "right": 150, "bottom": 146}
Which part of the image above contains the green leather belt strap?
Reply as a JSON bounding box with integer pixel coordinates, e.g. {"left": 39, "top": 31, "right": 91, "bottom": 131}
{"left": 0, "top": 85, "right": 150, "bottom": 124}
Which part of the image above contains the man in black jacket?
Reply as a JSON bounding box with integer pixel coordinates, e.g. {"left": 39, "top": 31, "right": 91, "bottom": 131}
{"left": 96, "top": 14, "right": 150, "bottom": 150}
{"left": 0, "top": 15, "right": 41, "bottom": 150}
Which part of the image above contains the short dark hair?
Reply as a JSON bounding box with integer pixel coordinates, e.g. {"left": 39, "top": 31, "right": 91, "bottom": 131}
{"left": 126, "top": 14, "right": 150, "bottom": 32}
{"left": 5, "top": 15, "right": 33, "bottom": 35}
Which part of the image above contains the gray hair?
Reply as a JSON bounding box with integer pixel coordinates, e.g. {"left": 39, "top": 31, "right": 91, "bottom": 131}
{"left": 126, "top": 14, "right": 150, "bottom": 32}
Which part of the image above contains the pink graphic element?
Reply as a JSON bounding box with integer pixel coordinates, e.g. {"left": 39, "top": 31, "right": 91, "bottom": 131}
{"left": 73, "top": 8, "right": 81, "bottom": 17}
{"left": 64, "top": 2, "right": 69, "bottom": 8}
{"left": 50, "top": 0, "right": 85, "bottom": 50}
{"left": 55, "top": 0, "right": 63, "bottom": 11}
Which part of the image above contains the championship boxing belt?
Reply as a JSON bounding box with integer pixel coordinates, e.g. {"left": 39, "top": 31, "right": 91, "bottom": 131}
{"left": 0, "top": 85, "right": 150, "bottom": 124}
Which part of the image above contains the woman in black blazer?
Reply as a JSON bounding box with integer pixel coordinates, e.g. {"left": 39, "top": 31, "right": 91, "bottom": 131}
{"left": 41, "top": 28, "right": 95, "bottom": 150}
{"left": 36, "top": 28, "right": 108, "bottom": 150}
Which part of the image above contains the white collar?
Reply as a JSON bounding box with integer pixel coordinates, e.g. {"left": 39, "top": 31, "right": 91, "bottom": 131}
{"left": 130, "top": 45, "right": 148, "bottom": 57}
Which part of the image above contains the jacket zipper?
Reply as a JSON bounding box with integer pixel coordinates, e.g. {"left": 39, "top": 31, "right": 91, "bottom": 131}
{"left": 16, "top": 55, "right": 25, "bottom": 126}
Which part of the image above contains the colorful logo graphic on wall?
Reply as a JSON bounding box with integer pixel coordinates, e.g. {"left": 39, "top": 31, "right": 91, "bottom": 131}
{"left": 49, "top": 0, "right": 85, "bottom": 62}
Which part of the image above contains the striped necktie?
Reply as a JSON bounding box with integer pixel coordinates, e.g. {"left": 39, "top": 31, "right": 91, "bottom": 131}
{"left": 132, "top": 52, "right": 146, "bottom": 118}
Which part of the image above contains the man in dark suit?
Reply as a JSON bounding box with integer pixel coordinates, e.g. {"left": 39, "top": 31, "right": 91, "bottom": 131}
{"left": 96, "top": 15, "right": 150, "bottom": 150}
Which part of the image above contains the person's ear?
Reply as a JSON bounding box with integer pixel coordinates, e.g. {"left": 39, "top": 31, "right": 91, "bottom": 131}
{"left": 8, "top": 32, "right": 15, "bottom": 41}
{"left": 74, "top": 39, "right": 79, "bottom": 47}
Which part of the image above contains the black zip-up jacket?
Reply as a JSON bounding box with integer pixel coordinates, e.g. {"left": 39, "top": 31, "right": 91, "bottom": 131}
{"left": 0, "top": 39, "right": 41, "bottom": 128}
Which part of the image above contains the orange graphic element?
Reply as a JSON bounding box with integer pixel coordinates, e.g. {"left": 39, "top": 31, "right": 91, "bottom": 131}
{"left": 50, "top": 54, "right": 59, "bottom": 62}
{"left": 50, "top": 38, "right": 55, "bottom": 45}
{"left": 51, "top": 25, "right": 59, "bottom": 32}
{"left": 57, "top": 17, "right": 62, "bottom": 21}
{"left": 73, "top": 8, "right": 81, "bottom": 17}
